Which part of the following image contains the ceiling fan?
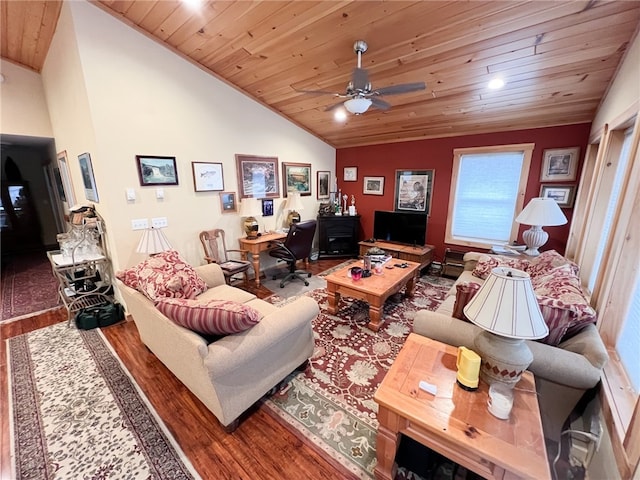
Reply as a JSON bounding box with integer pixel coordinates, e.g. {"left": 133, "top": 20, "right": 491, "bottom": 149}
{"left": 298, "top": 40, "right": 426, "bottom": 115}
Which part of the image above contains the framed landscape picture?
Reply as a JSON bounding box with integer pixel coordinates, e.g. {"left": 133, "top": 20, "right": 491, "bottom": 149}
{"left": 136, "top": 155, "right": 179, "bottom": 186}
{"left": 282, "top": 162, "right": 311, "bottom": 197}
{"left": 540, "top": 147, "right": 579, "bottom": 182}
{"left": 363, "top": 176, "right": 384, "bottom": 195}
{"left": 235, "top": 154, "right": 279, "bottom": 198}
{"left": 192, "top": 162, "right": 224, "bottom": 192}
{"left": 394, "top": 169, "right": 434, "bottom": 214}
{"left": 317, "top": 171, "right": 330, "bottom": 200}
{"left": 540, "top": 184, "right": 576, "bottom": 208}
{"left": 78, "top": 152, "right": 99, "bottom": 202}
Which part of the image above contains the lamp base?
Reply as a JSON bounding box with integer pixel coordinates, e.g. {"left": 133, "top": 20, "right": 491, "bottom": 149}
{"left": 243, "top": 216, "right": 259, "bottom": 239}
{"left": 474, "top": 330, "right": 532, "bottom": 386}
{"left": 287, "top": 210, "right": 301, "bottom": 226}
{"left": 522, "top": 225, "right": 548, "bottom": 257}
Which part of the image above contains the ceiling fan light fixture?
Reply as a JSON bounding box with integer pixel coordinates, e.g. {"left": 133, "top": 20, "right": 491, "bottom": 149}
{"left": 344, "top": 97, "right": 372, "bottom": 115}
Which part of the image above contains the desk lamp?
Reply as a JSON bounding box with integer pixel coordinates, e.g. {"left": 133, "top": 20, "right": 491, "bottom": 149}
{"left": 136, "top": 227, "right": 172, "bottom": 256}
{"left": 515, "top": 197, "right": 567, "bottom": 256}
{"left": 239, "top": 198, "right": 262, "bottom": 238}
{"left": 463, "top": 267, "right": 548, "bottom": 386}
{"left": 284, "top": 192, "right": 304, "bottom": 226}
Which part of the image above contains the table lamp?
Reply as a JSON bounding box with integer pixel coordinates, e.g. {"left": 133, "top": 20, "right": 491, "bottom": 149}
{"left": 463, "top": 266, "right": 548, "bottom": 386}
{"left": 515, "top": 197, "right": 567, "bottom": 256}
{"left": 136, "top": 227, "right": 172, "bottom": 255}
{"left": 284, "top": 192, "right": 304, "bottom": 226}
{"left": 239, "top": 198, "right": 262, "bottom": 238}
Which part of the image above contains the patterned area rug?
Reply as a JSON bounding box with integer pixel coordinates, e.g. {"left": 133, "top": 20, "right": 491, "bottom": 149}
{"left": 1, "top": 251, "right": 62, "bottom": 322}
{"left": 7, "top": 322, "right": 201, "bottom": 480}
{"left": 263, "top": 274, "right": 454, "bottom": 479}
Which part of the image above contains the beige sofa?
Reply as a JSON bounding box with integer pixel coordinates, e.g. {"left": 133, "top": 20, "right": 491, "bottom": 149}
{"left": 414, "top": 252, "right": 608, "bottom": 441}
{"left": 117, "top": 262, "right": 318, "bottom": 431}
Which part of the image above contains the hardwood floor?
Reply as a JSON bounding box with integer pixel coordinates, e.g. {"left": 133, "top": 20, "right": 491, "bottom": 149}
{"left": 1, "top": 258, "right": 353, "bottom": 480}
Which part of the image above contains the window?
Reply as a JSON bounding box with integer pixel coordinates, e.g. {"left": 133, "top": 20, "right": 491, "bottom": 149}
{"left": 618, "top": 276, "right": 640, "bottom": 394}
{"left": 446, "top": 144, "right": 534, "bottom": 248}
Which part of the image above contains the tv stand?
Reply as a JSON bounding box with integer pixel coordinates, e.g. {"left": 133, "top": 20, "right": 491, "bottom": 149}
{"left": 359, "top": 240, "right": 434, "bottom": 271}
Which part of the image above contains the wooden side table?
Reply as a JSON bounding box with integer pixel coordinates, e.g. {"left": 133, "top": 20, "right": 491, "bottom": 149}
{"left": 374, "top": 334, "right": 550, "bottom": 480}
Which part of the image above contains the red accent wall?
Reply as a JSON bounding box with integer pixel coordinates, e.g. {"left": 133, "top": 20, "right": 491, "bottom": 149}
{"left": 336, "top": 124, "right": 591, "bottom": 263}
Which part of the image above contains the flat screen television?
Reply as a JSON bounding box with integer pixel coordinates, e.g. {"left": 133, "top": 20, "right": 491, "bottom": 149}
{"left": 373, "top": 210, "right": 428, "bottom": 246}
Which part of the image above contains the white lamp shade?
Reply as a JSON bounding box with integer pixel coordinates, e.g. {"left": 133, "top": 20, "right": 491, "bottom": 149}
{"left": 285, "top": 192, "right": 304, "bottom": 211}
{"left": 239, "top": 198, "right": 262, "bottom": 217}
{"left": 515, "top": 197, "right": 567, "bottom": 227}
{"left": 136, "top": 227, "right": 172, "bottom": 255}
{"left": 463, "top": 267, "right": 548, "bottom": 339}
{"left": 344, "top": 97, "right": 372, "bottom": 114}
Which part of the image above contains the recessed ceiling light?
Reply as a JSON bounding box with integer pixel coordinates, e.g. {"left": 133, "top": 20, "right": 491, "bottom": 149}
{"left": 181, "top": 0, "right": 202, "bottom": 10}
{"left": 488, "top": 78, "right": 505, "bottom": 90}
{"left": 334, "top": 109, "right": 347, "bottom": 122}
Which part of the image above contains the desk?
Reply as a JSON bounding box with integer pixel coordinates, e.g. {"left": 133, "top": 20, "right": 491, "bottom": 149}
{"left": 374, "top": 334, "right": 550, "bottom": 480}
{"left": 238, "top": 232, "right": 286, "bottom": 286}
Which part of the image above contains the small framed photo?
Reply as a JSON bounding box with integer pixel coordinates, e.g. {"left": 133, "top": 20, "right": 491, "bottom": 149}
{"left": 343, "top": 166, "right": 357, "bottom": 181}
{"left": 262, "top": 198, "right": 274, "bottom": 216}
{"left": 317, "top": 171, "right": 330, "bottom": 200}
{"left": 78, "top": 152, "right": 99, "bottom": 202}
{"left": 192, "top": 162, "right": 224, "bottom": 192}
{"left": 540, "top": 184, "right": 576, "bottom": 208}
{"left": 219, "top": 192, "right": 237, "bottom": 213}
{"left": 282, "top": 162, "right": 311, "bottom": 197}
{"left": 363, "top": 176, "right": 385, "bottom": 195}
{"left": 540, "top": 147, "right": 579, "bottom": 181}
{"left": 235, "top": 154, "right": 279, "bottom": 199}
{"left": 57, "top": 150, "right": 76, "bottom": 206}
{"left": 136, "top": 155, "right": 179, "bottom": 186}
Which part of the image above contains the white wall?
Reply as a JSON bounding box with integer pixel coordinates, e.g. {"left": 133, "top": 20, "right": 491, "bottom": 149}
{"left": 42, "top": 0, "right": 335, "bottom": 270}
{"left": 0, "top": 60, "right": 53, "bottom": 138}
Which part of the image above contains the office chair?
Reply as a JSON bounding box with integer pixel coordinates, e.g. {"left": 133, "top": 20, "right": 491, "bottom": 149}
{"left": 269, "top": 220, "right": 317, "bottom": 288}
{"left": 199, "top": 229, "right": 252, "bottom": 286}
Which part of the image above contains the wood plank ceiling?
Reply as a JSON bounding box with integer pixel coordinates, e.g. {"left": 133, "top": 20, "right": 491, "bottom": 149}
{"left": 2, "top": 1, "right": 639, "bottom": 148}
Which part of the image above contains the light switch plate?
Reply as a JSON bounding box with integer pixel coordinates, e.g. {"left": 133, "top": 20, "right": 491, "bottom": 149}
{"left": 156, "top": 188, "right": 164, "bottom": 199}
{"left": 131, "top": 218, "right": 148, "bottom": 230}
{"left": 126, "top": 188, "right": 136, "bottom": 201}
{"left": 152, "top": 217, "right": 168, "bottom": 228}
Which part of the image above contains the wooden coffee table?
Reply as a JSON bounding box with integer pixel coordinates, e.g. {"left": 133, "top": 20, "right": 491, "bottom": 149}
{"left": 374, "top": 334, "right": 551, "bottom": 480}
{"left": 324, "top": 260, "right": 420, "bottom": 331}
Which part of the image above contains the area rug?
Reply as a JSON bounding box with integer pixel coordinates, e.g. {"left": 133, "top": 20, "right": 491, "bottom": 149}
{"left": 262, "top": 274, "right": 455, "bottom": 479}
{"left": 7, "top": 322, "right": 201, "bottom": 480}
{"left": 261, "top": 266, "right": 328, "bottom": 299}
{"left": 1, "top": 251, "right": 61, "bottom": 323}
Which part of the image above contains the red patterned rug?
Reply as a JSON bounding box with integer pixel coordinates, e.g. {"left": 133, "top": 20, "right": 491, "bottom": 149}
{"left": 262, "top": 275, "right": 455, "bottom": 479}
{"left": 1, "top": 251, "right": 62, "bottom": 322}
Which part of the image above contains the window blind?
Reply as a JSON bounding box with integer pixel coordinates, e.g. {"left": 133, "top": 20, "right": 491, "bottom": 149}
{"left": 617, "top": 276, "right": 640, "bottom": 393}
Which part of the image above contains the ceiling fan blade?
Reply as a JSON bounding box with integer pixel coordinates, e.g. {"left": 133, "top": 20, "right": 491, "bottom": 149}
{"left": 324, "top": 101, "right": 346, "bottom": 112}
{"left": 295, "top": 88, "right": 341, "bottom": 96}
{"left": 352, "top": 67, "right": 369, "bottom": 91}
{"left": 370, "top": 97, "right": 391, "bottom": 111}
{"left": 373, "top": 82, "right": 426, "bottom": 96}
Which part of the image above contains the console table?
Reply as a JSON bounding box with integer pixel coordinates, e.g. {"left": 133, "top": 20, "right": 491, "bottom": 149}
{"left": 359, "top": 240, "right": 434, "bottom": 271}
{"left": 318, "top": 215, "right": 360, "bottom": 258}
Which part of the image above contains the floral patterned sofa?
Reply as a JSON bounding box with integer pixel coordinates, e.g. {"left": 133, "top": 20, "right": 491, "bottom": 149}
{"left": 414, "top": 250, "right": 608, "bottom": 441}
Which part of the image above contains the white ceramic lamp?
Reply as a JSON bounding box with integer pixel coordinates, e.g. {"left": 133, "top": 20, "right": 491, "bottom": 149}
{"left": 515, "top": 197, "right": 567, "bottom": 256}
{"left": 239, "top": 198, "right": 262, "bottom": 238}
{"left": 463, "top": 267, "right": 548, "bottom": 386}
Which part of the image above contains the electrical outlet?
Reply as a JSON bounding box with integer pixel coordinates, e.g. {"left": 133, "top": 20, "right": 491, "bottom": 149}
{"left": 151, "top": 217, "right": 168, "bottom": 228}
{"left": 131, "top": 218, "right": 148, "bottom": 230}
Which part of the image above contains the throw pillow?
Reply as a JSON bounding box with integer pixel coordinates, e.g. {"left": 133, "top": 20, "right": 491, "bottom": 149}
{"left": 452, "top": 282, "right": 481, "bottom": 321}
{"left": 526, "top": 250, "right": 580, "bottom": 279}
{"left": 155, "top": 298, "right": 263, "bottom": 335}
{"left": 471, "top": 254, "right": 529, "bottom": 280}
{"left": 116, "top": 250, "right": 207, "bottom": 301}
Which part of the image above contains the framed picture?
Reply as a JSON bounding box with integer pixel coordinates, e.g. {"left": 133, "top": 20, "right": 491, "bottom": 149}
{"left": 344, "top": 166, "right": 357, "bottom": 181}
{"left": 219, "top": 191, "right": 237, "bottom": 213}
{"left": 540, "top": 147, "right": 579, "bottom": 181}
{"left": 235, "top": 154, "right": 279, "bottom": 198}
{"left": 317, "top": 171, "right": 330, "bottom": 200}
{"left": 363, "top": 176, "right": 385, "bottom": 195}
{"left": 136, "top": 155, "right": 179, "bottom": 186}
{"left": 394, "top": 169, "right": 434, "bottom": 214}
{"left": 540, "top": 184, "right": 576, "bottom": 208}
{"left": 56, "top": 150, "right": 76, "bottom": 206}
{"left": 191, "top": 162, "right": 224, "bottom": 192}
{"left": 282, "top": 162, "right": 311, "bottom": 197}
{"left": 262, "top": 198, "right": 274, "bottom": 216}
{"left": 78, "top": 152, "right": 99, "bottom": 202}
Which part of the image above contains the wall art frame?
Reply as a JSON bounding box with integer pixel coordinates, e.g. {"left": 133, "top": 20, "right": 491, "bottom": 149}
{"left": 363, "top": 176, "right": 385, "bottom": 195}
{"left": 78, "top": 152, "right": 99, "bottom": 202}
{"left": 394, "top": 169, "right": 434, "bottom": 214}
{"left": 317, "top": 171, "right": 330, "bottom": 200}
{"left": 219, "top": 191, "right": 237, "bottom": 213}
{"left": 192, "top": 161, "right": 224, "bottom": 192}
{"left": 343, "top": 166, "right": 357, "bottom": 181}
{"left": 136, "top": 155, "right": 179, "bottom": 186}
{"left": 540, "top": 147, "right": 579, "bottom": 182}
{"left": 235, "top": 154, "right": 279, "bottom": 199}
{"left": 56, "top": 150, "right": 76, "bottom": 207}
{"left": 262, "top": 198, "right": 274, "bottom": 216}
{"left": 540, "top": 184, "right": 576, "bottom": 208}
{"left": 282, "top": 162, "right": 311, "bottom": 197}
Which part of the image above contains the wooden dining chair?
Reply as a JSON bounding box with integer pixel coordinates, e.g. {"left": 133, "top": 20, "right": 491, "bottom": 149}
{"left": 199, "top": 229, "right": 252, "bottom": 286}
